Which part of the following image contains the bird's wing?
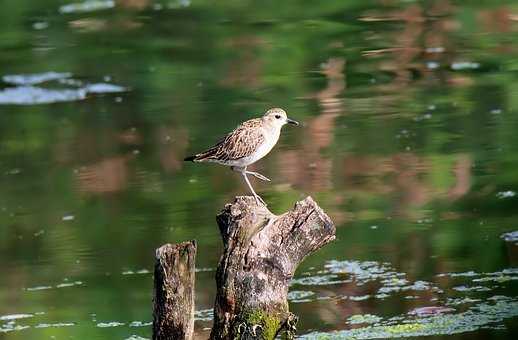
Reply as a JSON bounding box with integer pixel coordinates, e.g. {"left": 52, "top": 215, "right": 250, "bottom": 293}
{"left": 194, "top": 119, "right": 265, "bottom": 162}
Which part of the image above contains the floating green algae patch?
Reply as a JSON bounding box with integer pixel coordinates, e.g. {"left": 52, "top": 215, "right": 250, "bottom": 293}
{"left": 288, "top": 290, "right": 316, "bottom": 303}
{"left": 292, "top": 260, "right": 442, "bottom": 299}
{"left": 347, "top": 314, "right": 382, "bottom": 325}
{"left": 300, "top": 297, "right": 518, "bottom": 339}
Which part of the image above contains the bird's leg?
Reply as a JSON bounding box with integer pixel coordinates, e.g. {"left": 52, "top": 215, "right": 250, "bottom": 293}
{"left": 239, "top": 167, "right": 267, "bottom": 206}
{"left": 245, "top": 170, "right": 271, "bottom": 182}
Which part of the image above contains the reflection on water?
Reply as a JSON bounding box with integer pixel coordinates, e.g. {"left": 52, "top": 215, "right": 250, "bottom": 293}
{"left": 1, "top": 0, "right": 518, "bottom": 339}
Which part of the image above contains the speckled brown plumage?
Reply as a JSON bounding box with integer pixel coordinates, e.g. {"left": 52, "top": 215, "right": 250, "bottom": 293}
{"left": 187, "top": 118, "right": 265, "bottom": 163}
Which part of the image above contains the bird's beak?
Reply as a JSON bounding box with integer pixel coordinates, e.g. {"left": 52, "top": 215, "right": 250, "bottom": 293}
{"left": 286, "top": 118, "right": 299, "bottom": 126}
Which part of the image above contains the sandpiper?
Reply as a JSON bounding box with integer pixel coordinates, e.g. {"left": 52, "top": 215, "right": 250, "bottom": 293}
{"left": 184, "top": 108, "right": 299, "bottom": 205}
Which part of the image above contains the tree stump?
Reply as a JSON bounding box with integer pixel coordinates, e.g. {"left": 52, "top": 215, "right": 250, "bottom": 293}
{"left": 210, "top": 196, "right": 336, "bottom": 339}
{"left": 152, "top": 241, "right": 196, "bottom": 340}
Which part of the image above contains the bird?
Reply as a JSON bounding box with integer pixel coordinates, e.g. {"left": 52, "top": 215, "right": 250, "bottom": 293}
{"left": 184, "top": 108, "right": 299, "bottom": 205}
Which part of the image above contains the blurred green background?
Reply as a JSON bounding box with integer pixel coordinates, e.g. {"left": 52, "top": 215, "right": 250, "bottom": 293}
{"left": 1, "top": 0, "right": 518, "bottom": 339}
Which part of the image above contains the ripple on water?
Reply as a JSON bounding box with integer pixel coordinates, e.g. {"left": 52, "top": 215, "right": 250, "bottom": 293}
{"left": 25, "top": 280, "right": 83, "bottom": 291}
{"left": 0, "top": 314, "right": 33, "bottom": 321}
{"left": 291, "top": 274, "right": 349, "bottom": 286}
{"left": 453, "top": 285, "right": 492, "bottom": 292}
{"left": 125, "top": 336, "right": 149, "bottom": 340}
{"left": 501, "top": 230, "right": 518, "bottom": 244}
{"left": 408, "top": 306, "right": 455, "bottom": 317}
{"left": 446, "top": 297, "right": 481, "bottom": 306}
{"left": 496, "top": 191, "right": 516, "bottom": 199}
{"left": 195, "top": 267, "right": 215, "bottom": 272}
{"left": 287, "top": 290, "right": 315, "bottom": 303}
{"left": 0, "top": 323, "right": 30, "bottom": 333}
{"left": 325, "top": 260, "right": 403, "bottom": 285}
{"left": 122, "top": 269, "right": 150, "bottom": 275}
{"left": 194, "top": 309, "right": 213, "bottom": 322}
{"left": 129, "top": 321, "right": 152, "bottom": 327}
{"left": 96, "top": 321, "right": 125, "bottom": 328}
{"left": 35, "top": 322, "right": 75, "bottom": 328}
{"left": 25, "top": 285, "right": 53, "bottom": 291}
{"left": 439, "top": 268, "right": 518, "bottom": 287}
{"left": 451, "top": 61, "right": 480, "bottom": 70}
{"left": 0, "top": 72, "right": 126, "bottom": 105}
{"left": 437, "top": 271, "right": 478, "bottom": 278}
{"left": 349, "top": 295, "right": 371, "bottom": 301}
{"left": 59, "top": 0, "right": 115, "bottom": 14}
{"left": 0, "top": 86, "right": 87, "bottom": 105}
{"left": 84, "top": 83, "right": 126, "bottom": 93}
{"left": 56, "top": 281, "right": 83, "bottom": 288}
{"left": 2, "top": 72, "right": 72, "bottom": 85}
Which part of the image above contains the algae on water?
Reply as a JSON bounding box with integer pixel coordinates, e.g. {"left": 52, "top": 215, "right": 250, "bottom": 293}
{"left": 300, "top": 298, "right": 518, "bottom": 339}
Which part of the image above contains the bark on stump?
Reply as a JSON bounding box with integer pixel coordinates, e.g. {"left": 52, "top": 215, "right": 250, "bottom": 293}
{"left": 153, "top": 241, "right": 196, "bottom": 340}
{"left": 210, "top": 196, "right": 336, "bottom": 339}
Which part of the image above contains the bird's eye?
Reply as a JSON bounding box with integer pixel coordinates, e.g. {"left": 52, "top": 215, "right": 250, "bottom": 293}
{"left": 275, "top": 114, "right": 281, "bottom": 119}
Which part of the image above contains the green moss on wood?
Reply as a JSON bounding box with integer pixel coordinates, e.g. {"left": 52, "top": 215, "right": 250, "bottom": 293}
{"left": 234, "top": 309, "right": 282, "bottom": 339}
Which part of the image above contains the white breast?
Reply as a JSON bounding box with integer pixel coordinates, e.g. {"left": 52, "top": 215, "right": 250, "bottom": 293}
{"left": 233, "top": 127, "right": 280, "bottom": 167}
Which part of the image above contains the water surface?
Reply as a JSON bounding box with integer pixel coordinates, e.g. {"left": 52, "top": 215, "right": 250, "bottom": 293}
{"left": 1, "top": 0, "right": 518, "bottom": 339}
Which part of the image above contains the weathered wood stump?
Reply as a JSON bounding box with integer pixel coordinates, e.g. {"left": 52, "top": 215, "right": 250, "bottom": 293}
{"left": 210, "top": 196, "right": 336, "bottom": 339}
{"left": 152, "top": 196, "right": 335, "bottom": 340}
{"left": 152, "top": 241, "right": 196, "bottom": 340}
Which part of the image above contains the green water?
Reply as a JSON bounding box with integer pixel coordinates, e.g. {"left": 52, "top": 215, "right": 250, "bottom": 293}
{"left": 1, "top": 0, "right": 518, "bottom": 339}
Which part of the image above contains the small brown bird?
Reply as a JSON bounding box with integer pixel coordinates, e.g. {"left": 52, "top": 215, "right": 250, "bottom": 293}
{"left": 185, "top": 108, "right": 299, "bottom": 205}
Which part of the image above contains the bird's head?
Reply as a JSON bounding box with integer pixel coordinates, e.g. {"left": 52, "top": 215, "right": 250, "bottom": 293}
{"left": 263, "top": 108, "right": 299, "bottom": 128}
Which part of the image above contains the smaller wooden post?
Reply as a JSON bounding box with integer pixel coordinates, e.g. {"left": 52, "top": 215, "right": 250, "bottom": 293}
{"left": 152, "top": 241, "right": 196, "bottom": 340}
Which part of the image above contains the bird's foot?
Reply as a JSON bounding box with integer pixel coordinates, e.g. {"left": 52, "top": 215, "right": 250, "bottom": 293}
{"left": 254, "top": 194, "right": 267, "bottom": 206}
{"left": 246, "top": 171, "right": 271, "bottom": 182}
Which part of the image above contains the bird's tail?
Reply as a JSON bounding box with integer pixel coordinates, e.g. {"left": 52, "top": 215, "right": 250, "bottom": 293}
{"left": 184, "top": 147, "right": 219, "bottom": 162}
